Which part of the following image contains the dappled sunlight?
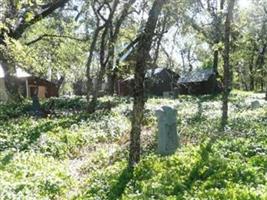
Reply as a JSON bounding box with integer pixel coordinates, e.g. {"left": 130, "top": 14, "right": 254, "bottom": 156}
{"left": 1, "top": 91, "right": 265, "bottom": 198}
{"left": 0, "top": 0, "right": 266, "bottom": 198}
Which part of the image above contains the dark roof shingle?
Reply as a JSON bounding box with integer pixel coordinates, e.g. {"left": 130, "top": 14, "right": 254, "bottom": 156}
{"left": 178, "top": 69, "right": 215, "bottom": 83}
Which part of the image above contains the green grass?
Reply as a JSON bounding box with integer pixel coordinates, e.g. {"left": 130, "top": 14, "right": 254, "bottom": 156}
{"left": 0, "top": 91, "right": 266, "bottom": 199}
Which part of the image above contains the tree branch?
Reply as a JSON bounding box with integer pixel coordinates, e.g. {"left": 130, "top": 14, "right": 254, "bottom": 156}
{"left": 186, "top": 15, "right": 210, "bottom": 40}
{"left": 113, "top": 0, "right": 137, "bottom": 38}
{"left": 25, "top": 34, "right": 88, "bottom": 46}
{"left": 10, "top": 0, "right": 70, "bottom": 39}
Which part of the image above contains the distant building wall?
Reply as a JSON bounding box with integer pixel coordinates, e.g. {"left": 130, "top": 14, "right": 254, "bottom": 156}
{"left": 117, "top": 68, "right": 179, "bottom": 97}
{"left": 27, "top": 77, "right": 58, "bottom": 98}
{"left": 177, "top": 76, "right": 222, "bottom": 95}
{"left": 116, "top": 79, "right": 134, "bottom": 96}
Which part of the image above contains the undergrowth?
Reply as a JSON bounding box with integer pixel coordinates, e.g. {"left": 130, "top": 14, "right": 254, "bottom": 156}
{"left": 0, "top": 91, "right": 266, "bottom": 199}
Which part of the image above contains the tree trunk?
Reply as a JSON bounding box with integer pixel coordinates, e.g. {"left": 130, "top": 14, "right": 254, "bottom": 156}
{"left": 0, "top": 54, "right": 21, "bottom": 102}
{"left": 55, "top": 76, "right": 65, "bottom": 96}
{"left": 213, "top": 50, "right": 219, "bottom": 75}
{"left": 85, "top": 1, "right": 105, "bottom": 104}
{"left": 249, "top": 46, "right": 256, "bottom": 91}
{"left": 88, "top": 61, "right": 106, "bottom": 113}
{"left": 211, "top": 48, "right": 219, "bottom": 93}
{"left": 88, "top": 18, "right": 111, "bottom": 113}
{"left": 221, "top": 0, "right": 235, "bottom": 130}
{"left": 106, "top": 42, "right": 116, "bottom": 95}
{"left": 86, "top": 27, "right": 102, "bottom": 102}
{"left": 255, "top": 44, "right": 267, "bottom": 92}
{"left": 129, "top": 0, "right": 166, "bottom": 167}
{"left": 153, "top": 16, "right": 168, "bottom": 65}
{"left": 249, "top": 66, "right": 255, "bottom": 91}
{"left": 31, "top": 79, "right": 42, "bottom": 115}
{"left": 106, "top": 0, "right": 137, "bottom": 95}
{"left": 107, "top": 69, "right": 117, "bottom": 95}
{"left": 88, "top": 0, "right": 120, "bottom": 111}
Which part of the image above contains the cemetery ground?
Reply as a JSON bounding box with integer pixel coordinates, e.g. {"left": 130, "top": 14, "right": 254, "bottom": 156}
{"left": 0, "top": 91, "right": 266, "bottom": 200}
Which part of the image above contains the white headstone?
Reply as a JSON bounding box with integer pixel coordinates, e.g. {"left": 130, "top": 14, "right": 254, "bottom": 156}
{"left": 156, "top": 106, "right": 179, "bottom": 155}
{"left": 251, "top": 100, "right": 261, "bottom": 109}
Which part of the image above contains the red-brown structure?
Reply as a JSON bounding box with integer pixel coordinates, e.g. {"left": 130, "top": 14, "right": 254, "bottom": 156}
{"left": 0, "top": 67, "right": 59, "bottom": 101}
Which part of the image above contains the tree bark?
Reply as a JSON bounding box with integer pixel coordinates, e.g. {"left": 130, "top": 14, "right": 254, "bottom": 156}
{"left": 248, "top": 41, "right": 257, "bottom": 91}
{"left": 221, "top": 0, "right": 235, "bottom": 130}
{"left": 249, "top": 58, "right": 255, "bottom": 91}
{"left": 87, "top": 31, "right": 108, "bottom": 113}
{"left": 153, "top": 15, "right": 168, "bottom": 65}
{"left": 106, "top": 39, "right": 117, "bottom": 95}
{"left": 85, "top": 0, "right": 107, "bottom": 104}
{"left": 255, "top": 43, "right": 267, "bottom": 91}
{"left": 85, "top": 27, "right": 102, "bottom": 102}
{"left": 213, "top": 50, "right": 219, "bottom": 75}
{"left": 106, "top": 0, "right": 137, "bottom": 95}
{"left": 129, "top": 0, "right": 166, "bottom": 167}
{"left": 0, "top": 53, "right": 22, "bottom": 102}
{"left": 88, "top": 0, "right": 120, "bottom": 112}
{"left": 88, "top": 26, "right": 109, "bottom": 113}
{"left": 55, "top": 76, "right": 65, "bottom": 95}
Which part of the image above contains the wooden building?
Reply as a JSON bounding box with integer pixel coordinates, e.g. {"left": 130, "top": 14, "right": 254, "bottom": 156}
{"left": 117, "top": 68, "right": 180, "bottom": 96}
{"left": 0, "top": 67, "right": 59, "bottom": 101}
{"left": 20, "top": 77, "right": 59, "bottom": 98}
{"left": 116, "top": 76, "right": 134, "bottom": 96}
{"left": 177, "top": 69, "right": 222, "bottom": 95}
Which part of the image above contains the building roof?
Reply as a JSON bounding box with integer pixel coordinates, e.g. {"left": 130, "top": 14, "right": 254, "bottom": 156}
{"left": 145, "top": 68, "right": 165, "bottom": 78}
{"left": 0, "top": 65, "right": 31, "bottom": 78}
{"left": 178, "top": 68, "right": 215, "bottom": 83}
{"left": 123, "top": 68, "right": 177, "bottom": 82}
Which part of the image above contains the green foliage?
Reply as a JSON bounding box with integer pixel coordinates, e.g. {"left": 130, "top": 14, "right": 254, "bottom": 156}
{"left": 77, "top": 92, "right": 266, "bottom": 200}
{"left": 43, "top": 96, "right": 88, "bottom": 111}
{"left": 81, "top": 133, "right": 267, "bottom": 199}
{"left": 0, "top": 101, "right": 32, "bottom": 120}
{"left": 0, "top": 151, "right": 74, "bottom": 199}
{"left": 0, "top": 93, "right": 266, "bottom": 199}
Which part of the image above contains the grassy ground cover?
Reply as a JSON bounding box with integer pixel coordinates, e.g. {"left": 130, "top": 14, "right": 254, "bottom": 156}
{"left": 0, "top": 91, "right": 266, "bottom": 199}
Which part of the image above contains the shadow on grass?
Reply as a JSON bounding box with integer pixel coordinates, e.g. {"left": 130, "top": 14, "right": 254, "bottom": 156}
{"left": 196, "top": 98, "right": 203, "bottom": 118}
{"left": 44, "top": 96, "right": 125, "bottom": 113}
{"left": 187, "top": 99, "right": 207, "bottom": 126}
{"left": 108, "top": 166, "right": 134, "bottom": 200}
{"left": 1, "top": 107, "right": 120, "bottom": 153}
{"left": 0, "top": 152, "right": 14, "bottom": 167}
{"left": 0, "top": 113, "right": 90, "bottom": 152}
{"left": 95, "top": 99, "right": 122, "bottom": 112}
{"left": 0, "top": 96, "right": 125, "bottom": 122}
{"left": 172, "top": 138, "right": 216, "bottom": 197}
{"left": 197, "top": 94, "right": 221, "bottom": 102}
